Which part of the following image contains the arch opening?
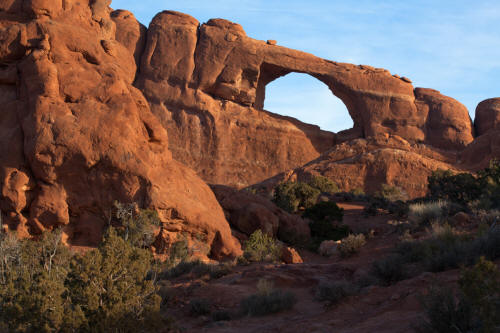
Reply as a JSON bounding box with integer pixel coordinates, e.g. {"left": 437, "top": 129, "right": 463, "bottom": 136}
{"left": 254, "top": 66, "right": 354, "bottom": 133}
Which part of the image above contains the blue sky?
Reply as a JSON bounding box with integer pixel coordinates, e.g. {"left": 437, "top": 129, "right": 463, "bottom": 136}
{"left": 112, "top": 0, "right": 500, "bottom": 132}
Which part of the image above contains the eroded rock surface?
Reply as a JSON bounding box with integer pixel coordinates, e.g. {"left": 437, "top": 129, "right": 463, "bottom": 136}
{"left": 211, "top": 185, "right": 310, "bottom": 244}
{"left": 0, "top": 1, "right": 241, "bottom": 258}
{"left": 1, "top": 1, "right": 498, "bottom": 256}
{"left": 134, "top": 11, "right": 482, "bottom": 188}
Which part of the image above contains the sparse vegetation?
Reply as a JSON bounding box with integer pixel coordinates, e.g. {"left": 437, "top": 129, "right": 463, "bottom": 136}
{"left": 315, "top": 280, "right": 358, "bottom": 305}
{"left": 243, "top": 229, "right": 282, "bottom": 262}
{"left": 428, "top": 160, "right": 500, "bottom": 210}
{"left": 408, "top": 200, "right": 450, "bottom": 228}
{"left": 240, "top": 279, "right": 297, "bottom": 316}
{"left": 417, "top": 257, "right": 500, "bottom": 333}
{"left": 189, "top": 298, "right": 212, "bottom": 317}
{"left": 162, "top": 259, "right": 233, "bottom": 280}
{"left": 372, "top": 223, "right": 500, "bottom": 286}
{"left": 338, "top": 234, "right": 366, "bottom": 257}
{"left": 375, "top": 184, "right": 408, "bottom": 202}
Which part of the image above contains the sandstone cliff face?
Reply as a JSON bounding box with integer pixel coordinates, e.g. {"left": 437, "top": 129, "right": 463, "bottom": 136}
{"left": 133, "top": 11, "right": 479, "bottom": 188}
{"left": 1, "top": 1, "right": 498, "bottom": 254}
{"left": 0, "top": 1, "right": 241, "bottom": 258}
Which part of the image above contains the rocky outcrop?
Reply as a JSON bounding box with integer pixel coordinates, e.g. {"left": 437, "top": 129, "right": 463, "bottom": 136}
{"left": 134, "top": 11, "right": 478, "bottom": 188}
{"left": 252, "top": 136, "right": 461, "bottom": 198}
{"left": 1, "top": 1, "right": 498, "bottom": 256}
{"left": 211, "top": 185, "right": 310, "bottom": 244}
{"left": 415, "top": 88, "right": 474, "bottom": 150}
{"left": 0, "top": 1, "right": 241, "bottom": 258}
{"left": 475, "top": 98, "right": 500, "bottom": 137}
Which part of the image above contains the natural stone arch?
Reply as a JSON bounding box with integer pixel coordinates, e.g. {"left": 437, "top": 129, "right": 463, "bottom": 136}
{"left": 254, "top": 63, "right": 359, "bottom": 135}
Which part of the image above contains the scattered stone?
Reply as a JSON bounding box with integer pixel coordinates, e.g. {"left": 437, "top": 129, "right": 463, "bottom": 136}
{"left": 281, "top": 247, "right": 303, "bottom": 264}
{"left": 267, "top": 39, "right": 277, "bottom": 45}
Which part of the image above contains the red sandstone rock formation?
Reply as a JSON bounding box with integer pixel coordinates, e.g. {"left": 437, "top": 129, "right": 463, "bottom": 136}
{"left": 133, "top": 10, "right": 481, "bottom": 189}
{"left": 211, "top": 185, "right": 310, "bottom": 244}
{"left": 1, "top": 1, "right": 498, "bottom": 253}
{"left": 475, "top": 98, "right": 500, "bottom": 136}
{"left": 0, "top": 1, "right": 240, "bottom": 258}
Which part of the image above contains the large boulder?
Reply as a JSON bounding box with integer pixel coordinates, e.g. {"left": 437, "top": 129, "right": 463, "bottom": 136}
{"left": 415, "top": 88, "right": 474, "bottom": 150}
{"left": 0, "top": 1, "right": 241, "bottom": 258}
{"left": 475, "top": 98, "right": 500, "bottom": 136}
{"left": 211, "top": 185, "right": 311, "bottom": 244}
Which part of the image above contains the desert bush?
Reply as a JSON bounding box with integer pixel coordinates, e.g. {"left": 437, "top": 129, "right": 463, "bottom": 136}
{"left": 243, "top": 230, "right": 282, "bottom": 262}
{"left": 162, "top": 260, "right": 233, "bottom": 280}
{"left": 375, "top": 184, "right": 408, "bottom": 202}
{"left": 304, "top": 202, "right": 349, "bottom": 248}
{"left": 408, "top": 200, "right": 449, "bottom": 228}
{"left": 351, "top": 188, "right": 365, "bottom": 196}
{"left": 308, "top": 175, "right": 339, "bottom": 194}
{"left": 114, "top": 201, "right": 160, "bottom": 248}
{"left": 374, "top": 224, "right": 500, "bottom": 286}
{"left": 315, "top": 280, "right": 358, "bottom": 305}
{"left": 416, "top": 285, "right": 476, "bottom": 333}
{"left": 67, "top": 227, "right": 162, "bottom": 332}
{"left": 240, "top": 279, "right": 296, "bottom": 316}
{"left": 338, "top": 234, "right": 366, "bottom": 257}
{"left": 371, "top": 253, "right": 406, "bottom": 285}
{"left": 0, "top": 230, "right": 78, "bottom": 332}
{"left": 211, "top": 310, "right": 233, "bottom": 322}
{"left": 417, "top": 257, "right": 500, "bottom": 332}
{"left": 189, "top": 298, "right": 212, "bottom": 317}
{"left": 428, "top": 170, "right": 482, "bottom": 206}
{"left": 303, "top": 201, "right": 344, "bottom": 223}
{"left": 273, "top": 181, "right": 321, "bottom": 212}
{"left": 0, "top": 227, "right": 163, "bottom": 332}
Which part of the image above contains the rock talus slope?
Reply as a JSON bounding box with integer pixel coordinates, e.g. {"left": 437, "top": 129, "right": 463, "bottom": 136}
{"left": 0, "top": 1, "right": 240, "bottom": 258}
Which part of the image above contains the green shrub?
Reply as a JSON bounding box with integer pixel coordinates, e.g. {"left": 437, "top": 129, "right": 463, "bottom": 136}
{"left": 273, "top": 181, "right": 320, "bottom": 212}
{"left": 114, "top": 201, "right": 160, "bottom": 248}
{"left": 0, "top": 227, "right": 163, "bottom": 332}
{"left": 459, "top": 257, "right": 500, "bottom": 330}
{"left": 428, "top": 170, "right": 482, "bottom": 206}
{"left": 375, "top": 184, "right": 408, "bottom": 202}
{"left": 417, "top": 257, "right": 500, "bottom": 332}
{"left": 416, "top": 285, "right": 476, "bottom": 333}
{"left": 243, "top": 230, "right": 282, "bottom": 262}
{"left": 351, "top": 188, "right": 365, "bottom": 196}
{"left": 315, "top": 280, "right": 358, "bottom": 305}
{"left": 374, "top": 224, "right": 500, "bottom": 286}
{"left": 371, "top": 254, "right": 406, "bottom": 285}
{"left": 162, "top": 260, "right": 233, "bottom": 280}
{"left": 304, "top": 201, "right": 349, "bottom": 248}
{"left": 67, "top": 227, "right": 162, "bottom": 332}
{"left": 240, "top": 280, "right": 296, "bottom": 316}
{"left": 303, "top": 201, "right": 344, "bottom": 223}
{"left": 338, "top": 234, "right": 366, "bottom": 257}
{"left": 408, "top": 200, "right": 449, "bottom": 228}
{"left": 308, "top": 175, "right": 339, "bottom": 194}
